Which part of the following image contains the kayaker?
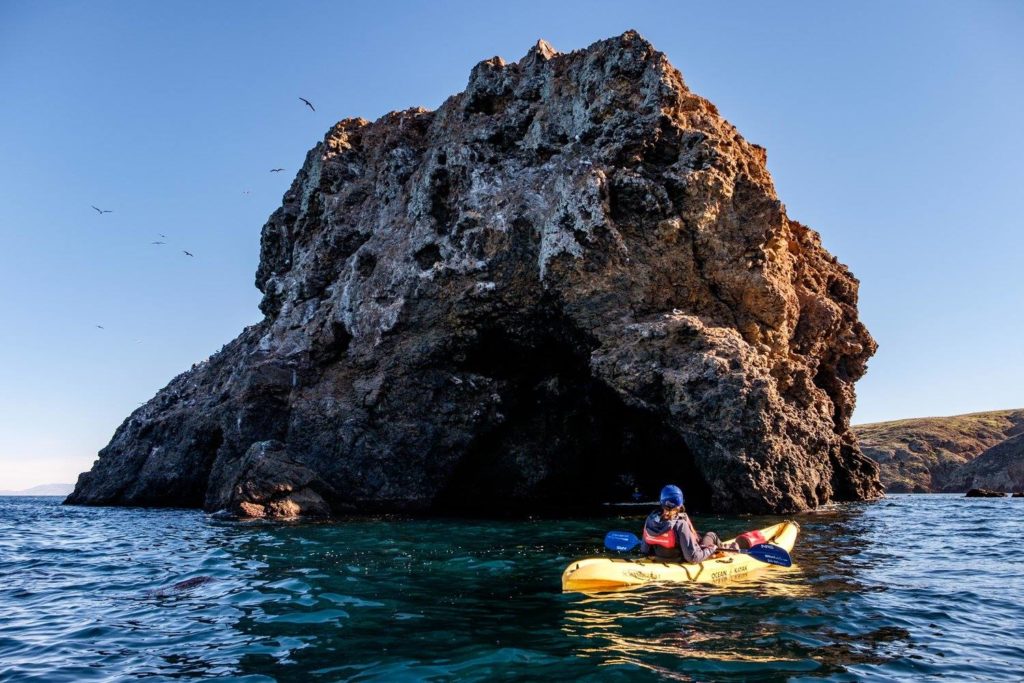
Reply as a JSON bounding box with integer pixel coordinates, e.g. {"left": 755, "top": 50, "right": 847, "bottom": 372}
{"left": 639, "top": 485, "right": 737, "bottom": 562}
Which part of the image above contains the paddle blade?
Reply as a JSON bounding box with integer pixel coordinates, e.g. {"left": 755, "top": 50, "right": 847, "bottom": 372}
{"left": 746, "top": 543, "right": 792, "bottom": 567}
{"left": 604, "top": 531, "right": 641, "bottom": 552}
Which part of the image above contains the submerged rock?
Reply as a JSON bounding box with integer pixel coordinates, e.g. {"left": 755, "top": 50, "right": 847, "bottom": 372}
{"left": 147, "top": 575, "right": 216, "bottom": 597}
{"left": 66, "top": 31, "right": 880, "bottom": 517}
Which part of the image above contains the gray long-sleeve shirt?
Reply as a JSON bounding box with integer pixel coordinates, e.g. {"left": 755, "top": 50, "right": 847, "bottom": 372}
{"left": 639, "top": 510, "right": 716, "bottom": 563}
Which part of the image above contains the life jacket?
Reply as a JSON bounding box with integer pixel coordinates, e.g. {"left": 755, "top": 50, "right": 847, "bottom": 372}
{"left": 642, "top": 524, "right": 678, "bottom": 549}
{"left": 642, "top": 511, "right": 699, "bottom": 550}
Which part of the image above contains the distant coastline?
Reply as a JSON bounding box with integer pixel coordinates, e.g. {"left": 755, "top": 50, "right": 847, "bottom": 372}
{"left": 855, "top": 408, "right": 1024, "bottom": 493}
{"left": 0, "top": 483, "right": 74, "bottom": 496}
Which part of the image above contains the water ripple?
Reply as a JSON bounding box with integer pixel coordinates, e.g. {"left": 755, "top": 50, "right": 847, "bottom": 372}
{"left": 1, "top": 494, "right": 1022, "bottom": 680}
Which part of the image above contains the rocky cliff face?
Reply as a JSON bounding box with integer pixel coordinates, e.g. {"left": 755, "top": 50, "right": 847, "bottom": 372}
{"left": 67, "top": 31, "right": 881, "bottom": 516}
{"left": 856, "top": 409, "right": 1024, "bottom": 492}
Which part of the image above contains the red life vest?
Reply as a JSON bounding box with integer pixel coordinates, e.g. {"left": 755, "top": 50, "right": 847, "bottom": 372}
{"left": 643, "top": 524, "right": 677, "bottom": 549}
{"left": 643, "top": 513, "right": 702, "bottom": 550}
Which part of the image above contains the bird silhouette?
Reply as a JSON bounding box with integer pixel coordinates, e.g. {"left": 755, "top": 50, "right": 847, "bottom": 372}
{"left": 299, "top": 97, "right": 315, "bottom": 111}
{"left": 91, "top": 205, "right": 112, "bottom": 214}
{"left": 96, "top": 325, "right": 105, "bottom": 329}
{"left": 151, "top": 241, "right": 166, "bottom": 245}
{"left": 159, "top": 233, "right": 167, "bottom": 238}
{"left": 270, "top": 168, "right": 284, "bottom": 172}
{"left": 183, "top": 250, "right": 194, "bottom": 257}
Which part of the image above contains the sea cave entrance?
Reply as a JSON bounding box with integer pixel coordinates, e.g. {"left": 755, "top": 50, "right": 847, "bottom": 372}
{"left": 435, "top": 318, "right": 712, "bottom": 514}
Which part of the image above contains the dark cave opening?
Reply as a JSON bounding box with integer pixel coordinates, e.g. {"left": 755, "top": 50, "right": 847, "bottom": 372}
{"left": 177, "top": 425, "right": 224, "bottom": 507}
{"left": 434, "top": 318, "right": 713, "bottom": 514}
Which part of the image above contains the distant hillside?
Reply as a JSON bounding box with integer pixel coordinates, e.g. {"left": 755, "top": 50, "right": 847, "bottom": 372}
{"left": 854, "top": 409, "right": 1024, "bottom": 492}
{"left": 942, "top": 432, "right": 1024, "bottom": 492}
{"left": 0, "top": 483, "right": 74, "bottom": 496}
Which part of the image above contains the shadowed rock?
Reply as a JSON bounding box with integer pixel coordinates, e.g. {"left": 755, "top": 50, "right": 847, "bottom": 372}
{"left": 965, "top": 488, "right": 1006, "bottom": 498}
{"left": 66, "top": 31, "right": 880, "bottom": 517}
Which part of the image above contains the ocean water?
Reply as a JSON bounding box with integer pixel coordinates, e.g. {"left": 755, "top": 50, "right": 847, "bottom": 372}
{"left": 1, "top": 495, "right": 1021, "bottom": 681}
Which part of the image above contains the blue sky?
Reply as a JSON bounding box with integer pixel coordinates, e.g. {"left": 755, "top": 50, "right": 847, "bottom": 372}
{"left": 1, "top": 1, "right": 1021, "bottom": 489}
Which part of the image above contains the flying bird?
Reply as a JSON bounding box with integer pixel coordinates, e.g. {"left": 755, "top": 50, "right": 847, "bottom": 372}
{"left": 270, "top": 168, "right": 284, "bottom": 172}
{"left": 183, "top": 250, "right": 194, "bottom": 257}
{"left": 151, "top": 241, "right": 166, "bottom": 245}
{"left": 299, "top": 97, "right": 315, "bottom": 111}
{"left": 159, "top": 233, "right": 167, "bottom": 238}
{"left": 91, "top": 205, "right": 112, "bottom": 214}
{"left": 96, "top": 325, "right": 105, "bottom": 329}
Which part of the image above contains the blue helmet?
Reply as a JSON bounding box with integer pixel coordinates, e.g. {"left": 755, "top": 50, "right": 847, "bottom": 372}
{"left": 659, "top": 484, "right": 684, "bottom": 509}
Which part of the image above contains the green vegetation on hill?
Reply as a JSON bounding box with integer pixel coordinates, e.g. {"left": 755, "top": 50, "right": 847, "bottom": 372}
{"left": 854, "top": 409, "right": 1024, "bottom": 492}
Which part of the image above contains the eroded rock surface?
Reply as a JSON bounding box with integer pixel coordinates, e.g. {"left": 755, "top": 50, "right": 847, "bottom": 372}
{"left": 208, "top": 440, "right": 332, "bottom": 518}
{"left": 67, "top": 31, "right": 880, "bottom": 517}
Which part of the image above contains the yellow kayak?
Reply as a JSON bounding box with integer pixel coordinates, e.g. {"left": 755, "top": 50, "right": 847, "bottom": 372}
{"left": 561, "top": 520, "right": 800, "bottom": 593}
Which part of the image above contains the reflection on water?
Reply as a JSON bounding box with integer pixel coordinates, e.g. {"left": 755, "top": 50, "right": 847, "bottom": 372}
{"left": 1, "top": 495, "right": 1023, "bottom": 681}
{"left": 564, "top": 567, "right": 818, "bottom": 667}
{"left": 562, "top": 567, "right": 908, "bottom": 680}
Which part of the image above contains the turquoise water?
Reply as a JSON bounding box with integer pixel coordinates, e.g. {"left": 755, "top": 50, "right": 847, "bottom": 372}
{"left": 1, "top": 495, "right": 1021, "bottom": 681}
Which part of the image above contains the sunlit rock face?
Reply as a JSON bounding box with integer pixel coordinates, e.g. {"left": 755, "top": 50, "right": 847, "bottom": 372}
{"left": 66, "top": 31, "right": 882, "bottom": 517}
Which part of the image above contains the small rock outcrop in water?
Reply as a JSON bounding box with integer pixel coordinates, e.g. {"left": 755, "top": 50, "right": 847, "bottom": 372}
{"left": 66, "top": 31, "right": 880, "bottom": 517}
{"left": 965, "top": 488, "right": 1006, "bottom": 498}
{"left": 856, "top": 409, "right": 1024, "bottom": 493}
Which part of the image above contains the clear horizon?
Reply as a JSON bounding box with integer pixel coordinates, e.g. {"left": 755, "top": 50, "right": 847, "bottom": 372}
{"left": 2, "top": 1, "right": 1022, "bottom": 489}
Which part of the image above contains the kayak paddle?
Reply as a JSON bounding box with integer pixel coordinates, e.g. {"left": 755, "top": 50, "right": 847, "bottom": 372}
{"left": 603, "top": 530, "right": 792, "bottom": 567}
{"left": 718, "top": 543, "right": 792, "bottom": 567}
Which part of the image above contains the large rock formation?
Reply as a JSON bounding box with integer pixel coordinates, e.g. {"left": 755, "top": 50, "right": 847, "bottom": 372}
{"left": 856, "top": 409, "right": 1024, "bottom": 492}
{"left": 67, "top": 31, "right": 881, "bottom": 516}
